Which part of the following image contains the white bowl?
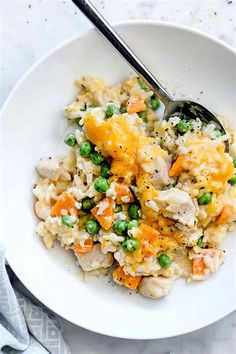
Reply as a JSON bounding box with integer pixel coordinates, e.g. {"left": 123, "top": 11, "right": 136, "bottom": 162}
{"left": 1, "top": 21, "right": 236, "bottom": 339}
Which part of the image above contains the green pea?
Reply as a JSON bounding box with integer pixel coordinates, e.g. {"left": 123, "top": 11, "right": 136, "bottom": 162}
{"left": 91, "top": 152, "right": 105, "bottom": 165}
{"left": 128, "top": 204, "right": 140, "bottom": 220}
{"left": 75, "top": 117, "right": 81, "bottom": 126}
{"left": 139, "top": 80, "right": 149, "bottom": 91}
{"left": 176, "top": 119, "right": 190, "bottom": 133}
{"left": 214, "top": 129, "right": 223, "bottom": 138}
{"left": 85, "top": 219, "right": 100, "bottom": 235}
{"left": 114, "top": 204, "right": 122, "bottom": 213}
{"left": 82, "top": 197, "right": 95, "bottom": 211}
{"left": 106, "top": 104, "right": 118, "bottom": 117}
{"left": 113, "top": 220, "right": 128, "bottom": 235}
{"left": 101, "top": 162, "right": 111, "bottom": 179}
{"left": 138, "top": 111, "right": 147, "bottom": 123}
{"left": 79, "top": 141, "right": 92, "bottom": 158}
{"left": 120, "top": 106, "right": 127, "bottom": 114}
{"left": 158, "top": 254, "right": 171, "bottom": 268}
{"left": 198, "top": 192, "right": 212, "bottom": 205}
{"left": 128, "top": 220, "right": 139, "bottom": 230}
{"left": 197, "top": 236, "right": 204, "bottom": 247}
{"left": 88, "top": 104, "right": 97, "bottom": 108}
{"left": 150, "top": 96, "right": 160, "bottom": 111}
{"left": 228, "top": 175, "right": 236, "bottom": 185}
{"left": 64, "top": 133, "right": 77, "bottom": 147}
{"left": 94, "top": 177, "right": 110, "bottom": 193}
{"left": 233, "top": 159, "right": 236, "bottom": 168}
{"left": 122, "top": 237, "right": 139, "bottom": 253}
{"left": 61, "top": 215, "right": 73, "bottom": 227}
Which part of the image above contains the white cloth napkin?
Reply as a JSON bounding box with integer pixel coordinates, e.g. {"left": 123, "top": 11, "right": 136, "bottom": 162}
{"left": 0, "top": 244, "right": 71, "bottom": 354}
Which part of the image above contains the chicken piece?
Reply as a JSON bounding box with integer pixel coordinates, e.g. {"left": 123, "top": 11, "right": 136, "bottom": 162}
{"left": 138, "top": 276, "right": 174, "bottom": 299}
{"left": 149, "top": 157, "right": 171, "bottom": 188}
{"left": 36, "top": 156, "right": 71, "bottom": 181}
{"left": 33, "top": 178, "right": 58, "bottom": 204}
{"left": 34, "top": 200, "right": 51, "bottom": 220}
{"left": 154, "top": 188, "right": 197, "bottom": 228}
{"left": 76, "top": 243, "right": 114, "bottom": 271}
{"left": 36, "top": 222, "right": 55, "bottom": 249}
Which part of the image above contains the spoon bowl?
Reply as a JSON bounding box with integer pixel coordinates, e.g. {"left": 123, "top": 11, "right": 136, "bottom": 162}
{"left": 164, "top": 99, "right": 229, "bottom": 150}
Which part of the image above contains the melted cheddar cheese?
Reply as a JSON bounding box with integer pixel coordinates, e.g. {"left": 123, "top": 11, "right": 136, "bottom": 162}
{"left": 183, "top": 142, "right": 234, "bottom": 194}
{"left": 84, "top": 114, "right": 166, "bottom": 219}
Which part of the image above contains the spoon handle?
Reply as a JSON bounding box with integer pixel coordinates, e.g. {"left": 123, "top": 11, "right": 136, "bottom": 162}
{"left": 72, "top": 0, "right": 173, "bottom": 107}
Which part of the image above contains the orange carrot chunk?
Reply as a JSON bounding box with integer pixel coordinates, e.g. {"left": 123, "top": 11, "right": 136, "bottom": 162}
{"left": 126, "top": 96, "right": 146, "bottom": 114}
{"left": 91, "top": 197, "right": 114, "bottom": 230}
{"left": 114, "top": 183, "right": 134, "bottom": 204}
{"left": 113, "top": 266, "right": 141, "bottom": 289}
{"left": 192, "top": 257, "right": 205, "bottom": 276}
{"left": 139, "top": 223, "right": 160, "bottom": 240}
{"left": 138, "top": 223, "right": 160, "bottom": 257}
{"left": 73, "top": 238, "right": 93, "bottom": 255}
{"left": 169, "top": 155, "right": 187, "bottom": 177}
{"left": 216, "top": 204, "right": 234, "bottom": 225}
{"left": 141, "top": 241, "right": 156, "bottom": 257}
{"left": 51, "top": 192, "right": 78, "bottom": 217}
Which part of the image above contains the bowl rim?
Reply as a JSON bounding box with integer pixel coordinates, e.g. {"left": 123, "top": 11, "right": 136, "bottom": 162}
{"left": 1, "top": 19, "right": 236, "bottom": 114}
{"left": 1, "top": 20, "right": 236, "bottom": 340}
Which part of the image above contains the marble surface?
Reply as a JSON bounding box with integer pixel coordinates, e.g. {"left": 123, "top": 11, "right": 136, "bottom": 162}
{"left": 1, "top": 0, "right": 236, "bottom": 353}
